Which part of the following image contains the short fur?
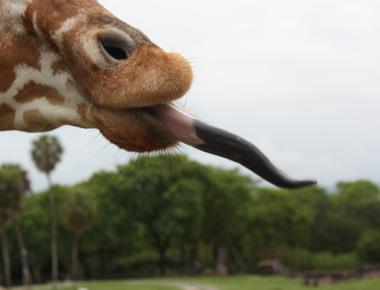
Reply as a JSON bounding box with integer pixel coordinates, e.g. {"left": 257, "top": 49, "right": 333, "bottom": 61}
{"left": 0, "top": 0, "right": 193, "bottom": 152}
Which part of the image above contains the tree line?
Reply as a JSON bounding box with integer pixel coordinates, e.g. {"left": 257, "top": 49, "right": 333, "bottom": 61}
{"left": 0, "top": 135, "right": 380, "bottom": 288}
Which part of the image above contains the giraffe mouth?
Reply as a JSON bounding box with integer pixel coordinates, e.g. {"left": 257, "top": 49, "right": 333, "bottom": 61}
{"left": 146, "top": 104, "right": 316, "bottom": 189}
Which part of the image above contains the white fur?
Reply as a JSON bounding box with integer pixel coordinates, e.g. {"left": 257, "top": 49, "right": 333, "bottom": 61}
{"left": 81, "top": 35, "right": 113, "bottom": 69}
{"left": 52, "top": 15, "right": 84, "bottom": 48}
{"left": 0, "top": 0, "right": 93, "bottom": 131}
{"left": 0, "top": 0, "right": 33, "bottom": 35}
{"left": 32, "top": 11, "right": 44, "bottom": 38}
{"left": 0, "top": 44, "right": 93, "bottom": 130}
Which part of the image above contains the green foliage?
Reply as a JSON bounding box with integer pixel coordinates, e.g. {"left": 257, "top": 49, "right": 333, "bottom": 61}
{"left": 115, "top": 155, "right": 207, "bottom": 274}
{"left": 15, "top": 193, "right": 51, "bottom": 280}
{"left": 248, "top": 187, "right": 326, "bottom": 249}
{"left": 335, "top": 180, "right": 380, "bottom": 203}
{"left": 31, "top": 135, "right": 63, "bottom": 174}
{"left": 310, "top": 181, "right": 380, "bottom": 254}
{"left": 200, "top": 167, "right": 253, "bottom": 245}
{"left": 282, "top": 248, "right": 360, "bottom": 273}
{"left": 0, "top": 164, "right": 29, "bottom": 228}
{"left": 61, "top": 186, "right": 95, "bottom": 235}
{"left": 357, "top": 230, "right": 380, "bottom": 263}
{"left": 4, "top": 154, "right": 380, "bottom": 282}
{"left": 117, "top": 155, "right": 204, "bottom": 238}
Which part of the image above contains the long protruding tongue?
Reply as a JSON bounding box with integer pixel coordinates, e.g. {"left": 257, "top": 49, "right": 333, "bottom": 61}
{"left": 150, "top": 104, "right": 316, "bottom": 189}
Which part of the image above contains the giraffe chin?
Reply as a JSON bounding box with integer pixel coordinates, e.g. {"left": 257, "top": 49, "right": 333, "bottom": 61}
{"left": 91, "top": 106, "right": 178, "bottom": 153}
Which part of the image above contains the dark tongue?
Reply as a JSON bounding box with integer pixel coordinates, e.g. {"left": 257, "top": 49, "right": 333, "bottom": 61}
{"left": 151, "top": 104, "right": 316, "bottom": 189}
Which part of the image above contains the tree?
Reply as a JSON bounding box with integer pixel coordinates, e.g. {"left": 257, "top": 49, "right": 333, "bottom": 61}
{"left": 16, "top": 193, "right": 51, "bottom": 284}
{"left": 61, "top": 187, "right": 95, "bottom": 280}
{"left": 317, "top": 181, "right": 380, "bottom": 253}
{"left": 81, "top": 171, "right": 141, "bottom": 277}
{"left": 31, "top": 135, "right": 63, "bottom": 288}
{"left": 335, "top": 180, "right": 380, "bottom": 204}
{"left": 200, "top": 167, "right": 253, "bottom": 275}
{"left": 31, "top": 135, "right": 63, "bottom": 186}
{"left": 0, "top": 164, "right": 28, "bottom": 288}
{"left": 4, "top": 164, "right": 32, "bottom": 289}
{"left": 116, "top": 155, "right": 205, "bottom": 275}
{"left": 0, "top": 165, "right": 26, "bottom": 227}
{"left": 111, "top": 156, "right": 254, "bottom": 276}
{"left": 357, "top": 230, "right": 380, "bottom": 263}
{"left": 13, "top": 216, "right": 33, "bottom": 289}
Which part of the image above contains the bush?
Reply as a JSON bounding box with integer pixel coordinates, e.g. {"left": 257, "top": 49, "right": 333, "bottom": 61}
{"left": 357, "top": 230, "right": 380, "bottom": 263}
{"left": 312, "top": 252, "right": 359, "bottom": 273}
{"left": 282, "top": 248, "right": 314, "bottom": 272}
{"left": 282, "top": 248, "right": 360, "bottom": 273}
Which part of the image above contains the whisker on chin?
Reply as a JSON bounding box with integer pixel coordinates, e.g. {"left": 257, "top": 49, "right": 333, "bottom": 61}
{"left": 86, "top": 129, "right": 129, "bottom": 167}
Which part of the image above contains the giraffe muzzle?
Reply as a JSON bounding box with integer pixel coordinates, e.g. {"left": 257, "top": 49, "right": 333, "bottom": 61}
{"left": 150, "top": 104, "right": 316, "bottom": 189}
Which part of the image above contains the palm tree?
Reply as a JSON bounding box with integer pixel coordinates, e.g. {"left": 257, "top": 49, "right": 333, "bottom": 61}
{"left": 31, "top": 135, "right": 63, "bottom": 289}
{"left": 62, "top": 188, "right": 94, "bottom": 280}
{"left": 0, "top": 164, "right": 27, "bottom": 289}
{"left": 1, "top": 164, "right": 32, "bottom": 290}
{"left": 31, "top": 135, "right": 63, "bottom": 186}
{"left": 14, "top": 218, "right": 32, "bottom": 290}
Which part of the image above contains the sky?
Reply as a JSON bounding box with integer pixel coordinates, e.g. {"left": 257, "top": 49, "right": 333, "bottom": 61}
{"left": 1, "top": 0, "right": 380, "bottom": 192}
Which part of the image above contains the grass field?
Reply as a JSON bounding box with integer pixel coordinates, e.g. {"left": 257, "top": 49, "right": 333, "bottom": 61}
{"left": 30, "top": 276, "right": 380, "bottom": 290}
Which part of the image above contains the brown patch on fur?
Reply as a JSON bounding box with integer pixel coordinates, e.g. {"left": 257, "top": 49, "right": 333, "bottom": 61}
{"left": 23, "top": 109, "right": 54, "bottom": 131}
{"left": 14, "top": 81, "right": 65, "bottom": 105}
{"left": 0, "top": 39, "right": 41, "bottom": 93}
{"left": 0, "top": 104, "right": 15, "bottom": 130}
{"left": 51, "top": 59, "right": 67, "bottom": 75}
{"left": 57, "top": 117, "right": 74, "bottom": 126}
{"left": 77, "top": 103, "right": 90, "bottom": 122}
{"left": 0, "top": 68, "right": 16, "bottom": 93}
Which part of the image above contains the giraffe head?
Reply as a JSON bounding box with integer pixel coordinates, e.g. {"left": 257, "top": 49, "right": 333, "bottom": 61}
{"left": 0, "top": 0, "right": 193, "bottom": 152}
{"left": 0, "top": 0, "right": 316, "bottom": 188}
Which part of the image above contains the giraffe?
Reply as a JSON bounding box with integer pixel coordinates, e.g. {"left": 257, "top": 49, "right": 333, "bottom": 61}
{"left": 0, "top": 0, "right": 315, "bottom": 189}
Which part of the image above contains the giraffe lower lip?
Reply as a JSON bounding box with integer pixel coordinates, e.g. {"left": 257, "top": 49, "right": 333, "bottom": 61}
{"left": 149, "top": 104, "right": 316, "bottom": 189}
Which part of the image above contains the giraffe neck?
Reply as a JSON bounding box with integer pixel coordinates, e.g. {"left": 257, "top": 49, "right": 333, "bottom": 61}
{"left": 0, "top": 0, "right": 94, "bottom": 132}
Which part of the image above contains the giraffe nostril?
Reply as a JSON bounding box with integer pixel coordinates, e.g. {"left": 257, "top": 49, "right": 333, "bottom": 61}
{"left": 97, "top": 30, "right": 134, "bottom": 62}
